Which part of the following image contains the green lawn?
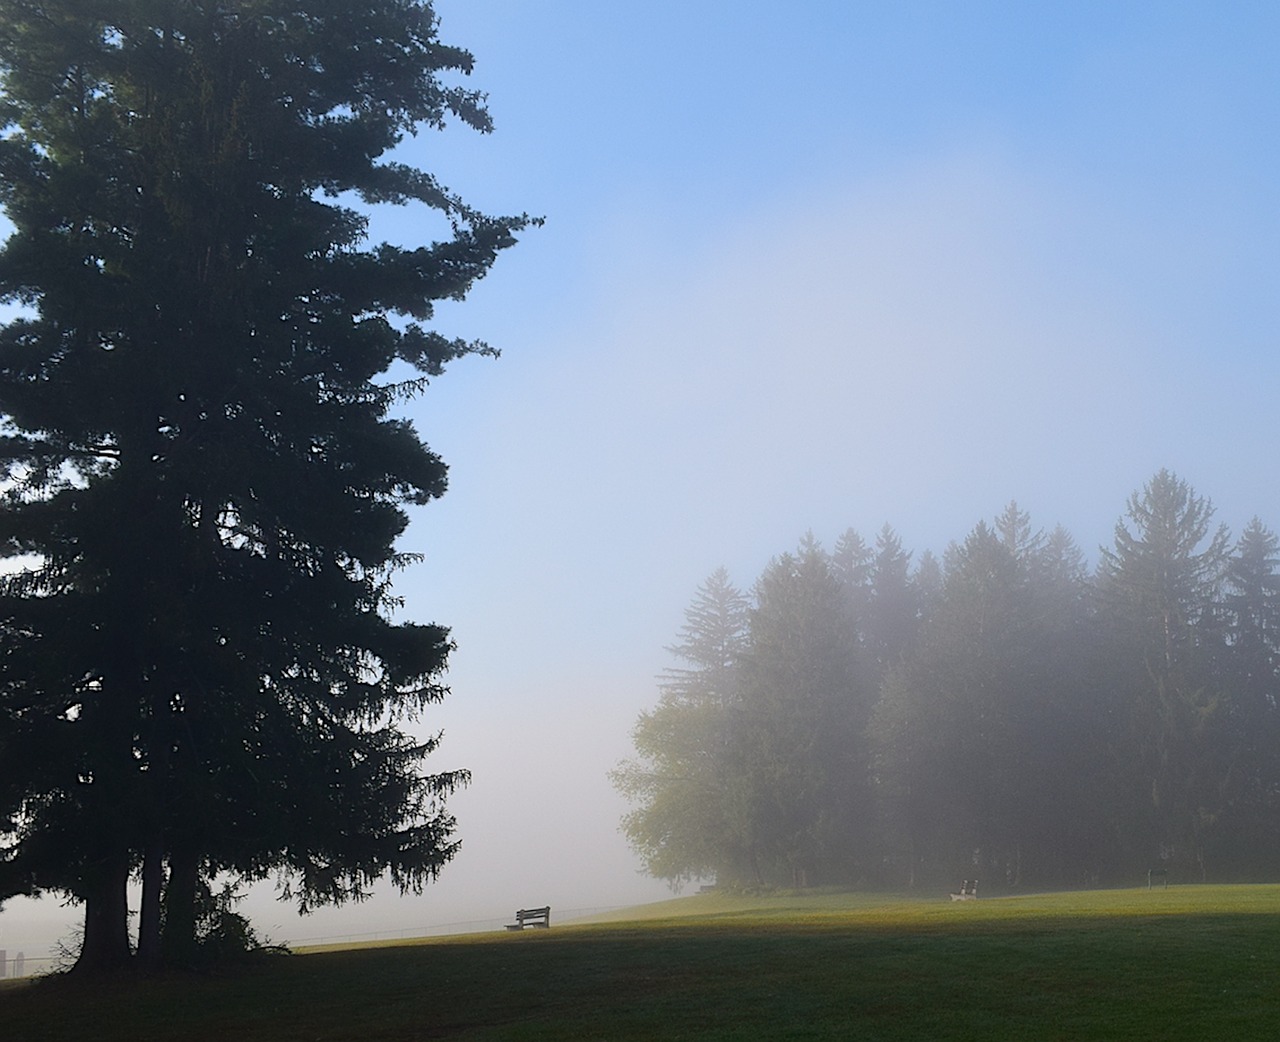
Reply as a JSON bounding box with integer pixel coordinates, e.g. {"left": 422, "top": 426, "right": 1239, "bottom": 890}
{"left": 4, "top": 885, "right": 1279, "bottom": 1040}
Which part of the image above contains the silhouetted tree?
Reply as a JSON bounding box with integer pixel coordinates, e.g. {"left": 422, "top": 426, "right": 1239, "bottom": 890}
{"left": 0, "top": 0, "right": 530, "bottom": 972}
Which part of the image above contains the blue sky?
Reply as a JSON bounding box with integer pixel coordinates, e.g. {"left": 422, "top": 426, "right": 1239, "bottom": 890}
{"left": 4, "top": 0, "right": 1280, "bottom": 958}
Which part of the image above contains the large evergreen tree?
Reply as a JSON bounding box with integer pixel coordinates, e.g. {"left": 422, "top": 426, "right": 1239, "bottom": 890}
{"left": 865, "top": 525, "right": 918, "bottom": 677}
{"left": 733, "top": 536, "right": 871, "bottom": 886}
{"left": 873, "top": 522, "right": 1029, "bottom": 887}
{"left": 1097, "top": 470, "right": 1231, "bottom": 878}
{"left": 871, "top": 512, "right": 1108, "bottom": 889}
{"left": 1214, "top": 519, "right": 1280, "bottom": 873}
{"left": 0, "top": 0, "right": 530, "bottom": 972}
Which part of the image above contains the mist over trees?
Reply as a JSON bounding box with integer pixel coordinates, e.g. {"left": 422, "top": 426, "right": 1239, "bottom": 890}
{"left": 0, "top": 1, "right": 530, "bottom": 972}
{"left": 614, "top": 472, "right": 1280, "bottom": 891}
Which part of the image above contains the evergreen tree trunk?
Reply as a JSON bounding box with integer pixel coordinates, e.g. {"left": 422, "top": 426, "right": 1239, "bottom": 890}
{"left": 137, "top": 837, "right": 165, "bottom": 971}
{"left": 161, "top": 846, "right": 201, "bottom": 969}
{"left": 74, "top": 852, "right": 132, "bottom": 975}
{"left": 138, "top": 680, "right": 174, "bottom": 971}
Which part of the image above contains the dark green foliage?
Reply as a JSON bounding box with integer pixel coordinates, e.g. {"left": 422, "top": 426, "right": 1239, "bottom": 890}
{"left": 619, "top": 475, "right": 1280, "bottom": 891}
{"left": 0, "top": 0, "right": 530, "bottom": 972}
{"left": 187, "top": 882, "right": 285, "bottom": 966}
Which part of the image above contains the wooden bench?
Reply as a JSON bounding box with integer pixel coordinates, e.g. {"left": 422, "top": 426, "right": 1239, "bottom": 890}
{"left": 505, "top": 906, "right": 551, "bottom": 930}
{"left": 949, "top": 879, "right": 978, "bottom": 901}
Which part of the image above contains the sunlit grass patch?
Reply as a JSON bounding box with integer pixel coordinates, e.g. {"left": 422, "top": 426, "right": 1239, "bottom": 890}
{"left": 575, "top": 881, "right": 1280, "bottom": 931}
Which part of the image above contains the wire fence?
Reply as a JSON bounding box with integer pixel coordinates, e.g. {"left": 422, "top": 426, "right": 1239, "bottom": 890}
{"left": 283, "top": 905, "right": 628, "bottom": 948}
{"left": 0, "top": 905, "right": 631, "bottom": 979}
{"left": 0, "top": 950, "right": 55, "bottom": 979}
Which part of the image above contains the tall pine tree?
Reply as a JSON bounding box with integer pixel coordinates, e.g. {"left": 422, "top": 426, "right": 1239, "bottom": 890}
{"left": 734, "top": 536, "right": 872, "bottom": 886}
{"left": 1097, "top": 470, "right": 1231, "bottom": 878}
{"left": 0, "top": 0, "right": 531, "bottom": 972}
{"left": 1215, "top": 519, "right": 1280, "bottom": 873}
{"left": 612, "top": 568, "right": 751, "bottom": 886}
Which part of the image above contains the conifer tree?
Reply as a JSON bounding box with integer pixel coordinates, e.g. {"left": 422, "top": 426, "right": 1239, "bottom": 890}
{"left": 612, "top": 568, "right": 750, "bottom": 886}
{"left": 1215, "top": 519, "right": 1280, "bottom": 871}
{"left": 0, "top": 0, "right": 531, "bottom": 972}
{"left": 1097, "top": 470, "right": 1231, "bottom": 877}
{"left": 734, "top": 536, "right": 871, "bottom": 886}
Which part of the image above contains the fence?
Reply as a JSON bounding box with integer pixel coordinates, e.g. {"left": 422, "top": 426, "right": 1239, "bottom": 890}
{"left": 0, "top": 906, "right": 631, "bottom": 977}
{"left": 285, "top": 905, "right": 629, "bottom": 949}
{"left": 0, "top": 950, "right": 47, "bottom": 979}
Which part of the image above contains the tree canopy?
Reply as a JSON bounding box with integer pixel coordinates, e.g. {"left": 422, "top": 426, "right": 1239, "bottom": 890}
{"left": 0, "top": 0, "right": 532, "bottom": 972}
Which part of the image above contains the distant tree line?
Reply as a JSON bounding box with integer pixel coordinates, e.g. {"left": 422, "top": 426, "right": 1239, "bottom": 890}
{"left": 613, "top": 471, "right": 1280, "bottom": 891}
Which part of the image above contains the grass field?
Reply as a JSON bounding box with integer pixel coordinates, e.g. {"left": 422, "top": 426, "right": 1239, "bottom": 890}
{"left": 3, "top": 885, "right": 1279, "bottom": 1040}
